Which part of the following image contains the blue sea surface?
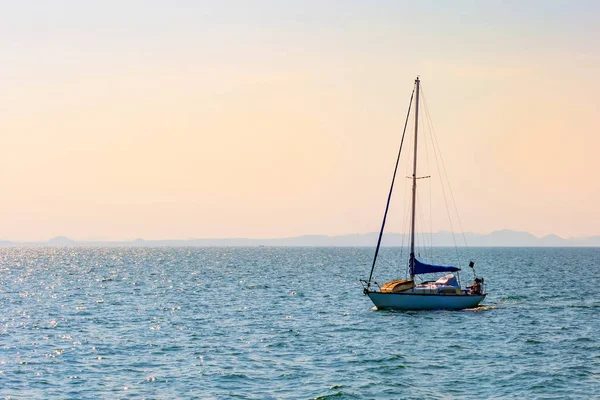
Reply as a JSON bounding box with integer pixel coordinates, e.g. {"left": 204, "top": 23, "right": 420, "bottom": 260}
{"left": 0, "top": 247, "right": 598, "bottom": 399}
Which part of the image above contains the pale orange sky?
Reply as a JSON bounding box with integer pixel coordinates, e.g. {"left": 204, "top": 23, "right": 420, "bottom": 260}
{"left": 1, "top": 1, "right": 599, "bottom": 241}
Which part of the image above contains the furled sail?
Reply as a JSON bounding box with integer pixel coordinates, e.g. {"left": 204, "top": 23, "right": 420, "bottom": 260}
{"left": 413, "top": 258, "right": 460, "bottom": 275}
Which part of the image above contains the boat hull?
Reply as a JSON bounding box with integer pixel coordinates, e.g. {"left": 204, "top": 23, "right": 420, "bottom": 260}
{"left": 367, "top": 292, "right": 486, "bottom": 310}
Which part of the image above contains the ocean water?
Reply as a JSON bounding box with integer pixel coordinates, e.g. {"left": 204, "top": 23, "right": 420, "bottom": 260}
{"left": 0, "top": 247, "right": 598, "bottom": 399}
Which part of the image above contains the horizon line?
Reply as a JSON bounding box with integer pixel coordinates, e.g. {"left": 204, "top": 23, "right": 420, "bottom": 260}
{"left": 1, "top": 229, "right": 599, "bottom": 245}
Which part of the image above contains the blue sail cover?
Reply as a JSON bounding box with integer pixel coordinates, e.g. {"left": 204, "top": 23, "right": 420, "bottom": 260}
{"left": 413, "top": 258, "right": 460, "bottom": 275}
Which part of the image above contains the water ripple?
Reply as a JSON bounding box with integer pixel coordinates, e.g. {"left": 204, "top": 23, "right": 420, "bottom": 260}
{"left": 0, "top": 247, "right": 598, "bottom": 398}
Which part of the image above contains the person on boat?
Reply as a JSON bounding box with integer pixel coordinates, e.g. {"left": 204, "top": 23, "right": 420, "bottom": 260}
{"left": 470, "top": 278, "right": 481, "bottom": 295}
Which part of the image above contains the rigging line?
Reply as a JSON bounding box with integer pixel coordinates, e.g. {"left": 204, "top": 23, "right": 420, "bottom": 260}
{"left": 416, "top": 204, "right": 427, "bottom": 262}
{"left": 367, "top": 85, "right": 415, "bottom": 288}
{"left": 420, "top": 98, "right": 434, "bottom": 257}
{"left": 398, "top": 128, "right": 411, "bottom": 277}
{"left": 421, "top": 85, "right": 471, "bottom": 261}
{"left": 417, "top": 192, "right": 431, "bottom": 263}
{"left": 419, "top": 84, "right": 460, "bottom": 265}
{"left": 416, "top": 191, "right": 431, "bottom": 260}
{"left": 401, "top": 162, "right": 412, "bottom": 278}
{"left": 415, "top": 193, "right": 422, "bottom": 259}
{"left": 398, "top": 190, "right": 406, "bottom": 276}
{"left": 403, "top": 120, "right": 414, "bottom": 280}
{"left": 426, "top": 105, "right": 459, "bottom": 267}
{"left": 404, "top": 241, "right": 411, "bottom": 279}
{"left": 413, "top": 190, "right": 424, "bottom": 259}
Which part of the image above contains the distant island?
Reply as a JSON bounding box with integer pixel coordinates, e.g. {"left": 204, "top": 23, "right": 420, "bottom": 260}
{"left": 0, "top": 230, "right": 599, "bottom": 247}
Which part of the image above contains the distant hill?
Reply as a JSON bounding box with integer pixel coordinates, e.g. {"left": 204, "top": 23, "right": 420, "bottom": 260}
{"left": 48, "top": 236, "right": 77, "bottom": 246}
{"left": 2, "top": 230, "right": 600, "bottom": 247}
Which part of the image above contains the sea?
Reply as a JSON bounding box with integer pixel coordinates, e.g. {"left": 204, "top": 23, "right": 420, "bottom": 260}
{"left": 0, "top": 247, "right": 598, "bottom": 399}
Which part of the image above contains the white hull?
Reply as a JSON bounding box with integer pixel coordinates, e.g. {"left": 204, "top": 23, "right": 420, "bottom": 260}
{"left": 367, "top": 292, "right": 486, "bottom": 310}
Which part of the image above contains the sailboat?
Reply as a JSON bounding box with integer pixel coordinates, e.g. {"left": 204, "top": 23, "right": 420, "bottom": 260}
{"left": 361, "top": 77, "right": 486, "bottom": 310}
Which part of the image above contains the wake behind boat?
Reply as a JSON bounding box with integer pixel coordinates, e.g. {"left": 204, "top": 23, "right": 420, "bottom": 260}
{"left": 361, "top": 77, "right": 486, "bottom": 310}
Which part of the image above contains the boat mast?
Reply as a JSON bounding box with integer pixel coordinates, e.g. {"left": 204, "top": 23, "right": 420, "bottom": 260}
{"left": 409, "top": 77, "right": 420, "bottom": 280}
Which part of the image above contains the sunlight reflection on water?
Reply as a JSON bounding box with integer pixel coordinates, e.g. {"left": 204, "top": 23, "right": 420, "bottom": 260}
{"left": 0, "top": 247, "right": 598, "bottom": 398}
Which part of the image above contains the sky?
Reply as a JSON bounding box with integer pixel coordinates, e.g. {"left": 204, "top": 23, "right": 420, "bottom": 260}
{"left": 1, "top": 0, "right": 599, "bottom": 241}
